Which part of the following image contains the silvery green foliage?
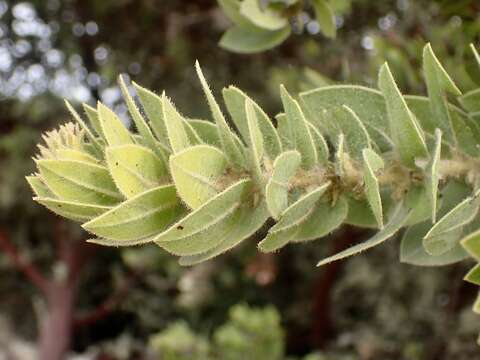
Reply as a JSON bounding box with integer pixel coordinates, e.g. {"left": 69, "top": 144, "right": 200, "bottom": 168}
{"left": 217, "top": 0, "right": 338, "bottom": 53}
{"left": 29, "top": 45, "right": 480, "bottom": 329}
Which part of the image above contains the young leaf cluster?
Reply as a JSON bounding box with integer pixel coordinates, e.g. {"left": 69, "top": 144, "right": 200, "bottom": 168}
{"left": 218, "top": 0, "right": 337, "bottom": 53}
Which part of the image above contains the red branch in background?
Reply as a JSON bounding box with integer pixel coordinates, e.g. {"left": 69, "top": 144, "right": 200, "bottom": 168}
{"left": 0, "top": 229, "right": 50, "bottom": 296}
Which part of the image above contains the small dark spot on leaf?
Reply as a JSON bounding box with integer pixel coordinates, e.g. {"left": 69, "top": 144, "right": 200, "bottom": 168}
{"left": 177, "top": 225, "right": 184, "bottom": 230}
{"left": 115, "top": 162, "right": 119, "bottom": 166}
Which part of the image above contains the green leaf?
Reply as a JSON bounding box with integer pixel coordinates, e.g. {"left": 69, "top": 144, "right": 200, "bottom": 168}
{"left": 465, "top": 43, "right": 480, "bottom": 85}
{"left": 245, "top": 99, "right": 264, "bottom": 185}
{"left": 265, "top": 150, "right": 301, "bottom": 219}
{"left": 317, "top": 203, "right": 410, "bottom": 266}
{"left": 169, "top": 145, "right": 229, "bottom": 209}
{"left": 458, "top": 89, "right": 480, "bottom": 113}
{"left": 223, "top": 86, "right": 282, "bottom": 160}
{"left": 154, "top": 179, "right": 251, "bottom": 243}
{"left": 83, "top": 185, "right": 183, "bottom": 242}
{"left": 119, "top": 75, "right": 166, "bottom": 160}
{"left": 219, "top": 25, "right": 290, "bottom": 54}
{"left": 423, "top": 43, "right": 462, "bottom": 143}
{"left": 345, "top": 196, "right": 379, "bottom": 228}
{"left": 195, "top": 62, "right": 246, "bottom": 167}
{"left": 65, "top": 100, "right": 103, "bottom": 155}
{"left": 37, "top": 159, "right": 121, "bottom": 205}
{"left": 239, "top": 0, "right": 288, "bottom": 30}
{"left": 461, "top": 229, "right": 480, "bottom": 260}
{"left": 187, "top": 120, "right": 222, "bottom": 147}
{"left": 300, "top": 85, "right": 392, "bottom": 151}
{"left": 294, "top": 196, "right": 348, "bottom": 242}
{"left": 218, "top": 0, "right": 253, "bottom": 28}
{"left": 35, "top": 197, "right": 110, "bottom": 222}
{"left": 269, "top": 182, "right": 330, "bottom": 233}
{"left": 323, "top": 105, "right": 371, "bottom": 159}
{"left": 133, "top": 83, "right": 171, "bottom": 152}
{"left": 280, "top": 85, "right": 318, "bottom": 169}
{"left": 312, "top": 0, "right": 336, "bottom": 38}
{"left": 162, "top": 94, "right": 192, "bottom": 153}
{"left": 426, "top": 129, "right": 442, "bottom": 223}
{"left": 306, "top": 122, "right": 329, "bottom": 165}
{"left": 465, "top": 264, "right": 480, "bottom": 285}
{"left": 98, "top": 102, "right": 133, "bottom": 146}
{"left": 378, "top": 62, "right": 428, "bottom": 167}
{"left": 400, "top": 221, "right": 468, "bottom": 266}
{"left": 424, "top": 190, "right": 480, "bottom": 244}
{"left": 83, "top": 103, "right": 103, "bottom": 137}
{"left": 26, "top": 175, "right": 55, "bottom": 197}
{"left": 362, "top": 148, "right": 384, "bottom": 228}
{"left": 179, "top": 201, "right": 269, "bottom": 265}
{"left": 106, "top": 144, "right": 168, "bottom": 198}
{"left": 422, "top": 228, "right": 464, "bottom": 256}
{"left": 404, "top": 186, "right": 431, "bottom": 226}
{"left": 158, "top": 207, "right": 243, "bottom": 256}
{"left": 257, "top": 226, "right": 298, "bottom": 252}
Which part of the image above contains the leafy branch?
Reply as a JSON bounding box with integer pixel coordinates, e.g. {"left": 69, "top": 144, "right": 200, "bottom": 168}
{"left": 28, "top": 43, "right": 480, "bottom": 342}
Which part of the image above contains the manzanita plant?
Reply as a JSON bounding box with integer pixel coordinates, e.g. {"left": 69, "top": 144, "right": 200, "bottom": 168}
{"left": 28, "top": 44, "right": 480, "bottom": 342}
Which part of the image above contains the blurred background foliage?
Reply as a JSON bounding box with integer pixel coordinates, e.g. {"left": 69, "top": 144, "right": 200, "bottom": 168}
{"left": 0, "top": 0, "right": 479, "bottom": 359}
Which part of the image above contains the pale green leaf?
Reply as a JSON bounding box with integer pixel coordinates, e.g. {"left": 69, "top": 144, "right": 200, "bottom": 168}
{"left": 169, "top": 145, "right": 229, "bottom": 209}
{"left": 26, "top": 175, "right": 55, "bottom": 197}
{"left": 269, "top": 182, "right": 330, "bottom": 233}
{"left": 312, "top": 0, "right": 336, "bottom": 38}
{"left": 324, "top": 105, "right": 371, "bottom": 159}
{"left": 158, "top": 203, "right": 243, "bottom": 256}
{"left": 179, "top": 201, "right": 269, "bottom": 265}
{"left": 400, "top": 221, "right": 468, "bottom": 266}
{"left": 83, "top": 103, "right": 103, "bottom": 137}
{"left": 106, "top": 144, "right": 168, "bottom": 198}
{"left": 465, "top": 264, "right": 480, "bottom": 285}
{"left": 458, "top": 88, "right": 480, "bottom": 113}
{"left": 423, "top": 43, "right": 462, "bottom": 143}
{"left": 65, "top": 100, "right": 103, "bottom": 155}
{"left": 119, "top": 75, "right": 166, "bottom": 160}
{"left": 83, "top": 185, "right": 184, "bottom": 241}
{"left": 133, "top": 83, "right": 171, "bottom": 151}
{"left": 265, "top": 150, "right": 301, "bottom": 219}
{"left": 154, "top": 179, "right": 251, "bottom": 243}
{"left": 245, "top": 99, "right": 264, "bottom": 185}
{"left": 461, "top": 229, "right": 480, "bottom": 260}
{"left": 37, "top": 159, "right": 121, "bottom": 205}
{"left": 98, "top": 102, "right": 133, "bottom": 146}
{"left": 162, "top": 94, "right": 191, "bottom": 153}
{"left": 378, "top": 62, "right": 428, "bottom": 167}
{"left": 223, "top": 86, "right": 281, "bottom": 159}
{"left": 317, "top": 203, "right": 410, "bottom": 266}
{"left": 218, "top": 0, "right": 253, "bottom": 28}
{"left": 345, "top": 196, "right": 379, "bottom": 229}
{"left": 294, "top": 196, "right": 348, "bottom": 242}
{"left": 280, "top": 85, "right": 318, "bottom": 169}
{"left": 257, "top": 226, "right": 298, "bottom": 252}
{"left": 219, "top": 25, "right": 290, "bottom": 54}
{"left": 35, "top": 197, "right": 110, "bottom": 222}
{"left": 239, "top": 0, "right": 288, "bottom": 30}
{"left": 362, "top": 148, "right": 384, "bottom": 228}
{"left": 404, "top": 186, "right": 431, "bottom": 226}
{"left": 424, "top": 190, "right": 480, "bottom": 242}
{"left": 306, "top": 122, "right": 329, "bottom": 165}
{"left": 187, "top": 119, "right": 222, "bottom": 147}
{"left": 195, "top": 62, "right": 246, "bottom": 167}
{"left": 427, "top": 129, "right": 442, "bottom": 223}
{"left": 300, "top": 85, "right": 392, "bottom": 151}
